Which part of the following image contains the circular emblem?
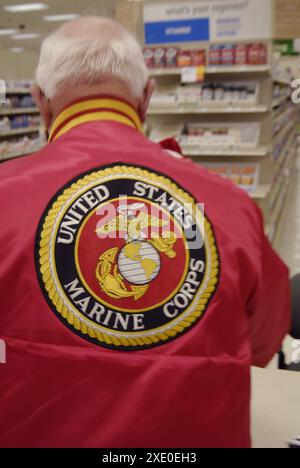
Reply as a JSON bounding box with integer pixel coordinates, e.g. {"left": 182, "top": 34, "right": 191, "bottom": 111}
{"left": 36, "top": 165, "right": 219, "bottom": 351}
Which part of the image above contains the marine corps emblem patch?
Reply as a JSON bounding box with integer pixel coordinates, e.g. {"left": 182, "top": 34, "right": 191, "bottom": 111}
{"left": 36, "top": 164, "right": 219, "bottom": 350}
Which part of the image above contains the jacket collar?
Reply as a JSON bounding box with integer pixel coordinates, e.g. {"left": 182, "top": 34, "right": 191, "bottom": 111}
{"left": 48, "top": 95, "right": 143, "bottom": 143}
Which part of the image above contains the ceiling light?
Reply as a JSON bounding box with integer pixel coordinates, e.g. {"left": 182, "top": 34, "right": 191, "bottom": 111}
{"left": 0, "top": 29, "right": 17, "bottom": 35}
{"left": 10, "top": 47, "right": 25, "bottom": 53}
{"left": 4, "top": 3, "right": 49, "bottom": 13}
{"left": 44, "top": 14, "right": 79, "bottom": 22}
{"left": 12, "top": 33, "right": 39, "bottom": 40}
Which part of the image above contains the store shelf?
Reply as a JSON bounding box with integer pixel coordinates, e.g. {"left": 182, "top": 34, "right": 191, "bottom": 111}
{"left": 0, "top": 144, "right": 45, "bottom": 162}
{"left": 206, "top": 65, "right": 270, "bottom": 75}
{"left": 273, "top": 77, "right": 291, "bottom": 86}
{"left": 0, "top": 126, "right": 41, "bottom": 138}
{"left": 148, "top": 105, "right": 268, "bottom": 115}
{"left": 274, "top": 130, "right": 296, "bottom": 170}
{"left": 5, "top": 88, "right": 32, "bottom": 95}
{"left": 182, "top": 146, "right": 269, "bottom": 158}
{"left": 272, "top": 95, "right": 290, "bottom": 108}
{"left": 254, "top": 139, "right": 297, "bottom": 227}
{"left": 256, "top": 145, "right": 296, "bottom": 202}
{"left": 270, "top": 174, "right": 286, "bottom": 211}
{"left": 149, "top": 65, "right": 270, "bottom": 77}
{"left": 273, "top": 119, "right": 296, "bottom": 147}
{"left": 272, "top": 107, "right": 296, "bottom": 136}
{"left": 270, "top": 157, "right": 294, "bottom": 233}
{"left": 250, "top": 184, "right": 271, "bottom": 200}
{"left": 272, "top": 158, "right": 298, "bottom": 249}
{"left": 145, "top": 42, "right": 299, "bottom": 248}
{"left": 0, "top": 107, "right": 39, "bottom": 116}
{"left": 149, "top": 69, "right": 182, "bottom": 77}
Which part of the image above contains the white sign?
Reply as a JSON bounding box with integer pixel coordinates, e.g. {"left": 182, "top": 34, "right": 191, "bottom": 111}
{"left": 181, "top": 67, "right": 205, "bottom": 83}
{"left": 144, "top": 0, "right": 272, "bottom": 43}
{"left": 0, "top": 79, "right": 6, "bottom": 104}
{"left": 181, "top": 67, "right": 198, "bottom": 83}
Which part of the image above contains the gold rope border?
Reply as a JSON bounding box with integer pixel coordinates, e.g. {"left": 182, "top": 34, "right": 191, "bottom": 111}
{"left": 38, "top": 166, "right": 219, "bottom": 348}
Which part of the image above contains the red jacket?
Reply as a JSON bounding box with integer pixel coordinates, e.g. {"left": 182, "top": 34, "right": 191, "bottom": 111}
{"left": 0, "top": 96, "right": 291, "bottom": 448}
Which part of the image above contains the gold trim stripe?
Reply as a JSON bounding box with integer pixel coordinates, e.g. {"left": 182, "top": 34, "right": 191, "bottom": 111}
{"left": 49, "top": 98, "right": 142, "bottom": 142}
{"left": 52, "top": 112, "right": 136, "bottom": 142}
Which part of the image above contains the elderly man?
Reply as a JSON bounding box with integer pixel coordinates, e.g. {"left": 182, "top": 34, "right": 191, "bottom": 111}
{"left": 0, "top": 17, "right": 290, "bottom": 448}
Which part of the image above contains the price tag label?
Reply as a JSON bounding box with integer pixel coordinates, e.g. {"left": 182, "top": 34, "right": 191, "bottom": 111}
{"left": 181, "top": 66, "right": 205, "bottom": 84}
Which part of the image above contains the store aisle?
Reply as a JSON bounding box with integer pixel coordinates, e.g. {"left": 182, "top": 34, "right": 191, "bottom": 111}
{"left": 278, "top": 153, "right": 300, "bottom": 278}
{"left": 277, "top": 153, "right": 300, "bottom": 366}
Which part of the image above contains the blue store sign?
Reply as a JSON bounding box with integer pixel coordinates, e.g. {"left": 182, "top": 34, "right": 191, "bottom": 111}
{"left": 144, "top": 18, "right": 210, "bottom": 45}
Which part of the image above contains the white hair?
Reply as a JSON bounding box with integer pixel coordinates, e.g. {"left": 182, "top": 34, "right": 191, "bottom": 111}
{"left": 36, "top": 16, "right": 149, "bottom": 100}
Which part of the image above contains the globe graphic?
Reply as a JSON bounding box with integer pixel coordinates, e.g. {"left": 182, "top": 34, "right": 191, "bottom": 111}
{"left": 118, "top": 241, "right": 161, "bottom": 285}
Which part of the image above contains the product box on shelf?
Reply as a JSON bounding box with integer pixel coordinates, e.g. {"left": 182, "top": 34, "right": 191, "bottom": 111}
{"left": 208, "top": 42, "right": 268, "bottom": 67}
{"left": 153, "top": 48, "right": 166, "bottom": 68}
{"left": 190, "top": 123, "right": 260, "bottom": 149}
{"left": 149, "top": 122, "right": 261, "bottom": 151}
{"left": 200, "top": 81, "right": 259, "bottom": 106}
{"left": 5, "top": 80, "right": 33, "bottom": 92}
{"left": 182, "top": 125, "right": 241, "bottom": 147}
{"left": 0, "top": 95, "right": 36, "bottom": 112}
{"left": 202, "top": 162, "right": 260, "bottom": 192}
{"left": 144, "top": 47, "right": 206, "bottom": 69}
{"left": 184, "top": 123, "right": 260, "bottom": 150}
{"left": 166, "top": 47, "right": 180, "bottom": 68}
{"left": 248, "top": 43, "right": 267, "bottom": 65}
{"left": 0, "top": 115, "right": 41, "bottom": 133}
{"left": 149, "top": 124, "right": 185, "bottom": 143}
{"left": 235, "top": 44, "right": 248, "bottom": 65}
{"left": 150, "top": 83, "right": 178, "bottom": 107}
{"left": 221, "top": 44, "right": 236, "bottom": 66}
{"left": 0, "top": 134, "right": 46, "bottom": 162}
{"left": 208, "top": 45, "right": 223, "bottom": 66}
{"left": 149, "top": 80, "right": 260, "bottom": 109}
{"left": 177, "top": 85, "right": 202, "bottom": 105}
{"left": 143, "top": 48, "right": 155, "bottom": 68}
{"left": 144, "top": 43, "right": 268, "bottom": 72}
{"left": 177, "top": 50, "right": 193, "bottom": 68}
{"left": 192, "top": 50, "right": 206, "bottom": 66}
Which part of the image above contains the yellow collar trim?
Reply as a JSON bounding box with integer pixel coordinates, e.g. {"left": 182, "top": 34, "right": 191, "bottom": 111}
{"left": 49, "top": 97, "right": 142, "bottom": 143}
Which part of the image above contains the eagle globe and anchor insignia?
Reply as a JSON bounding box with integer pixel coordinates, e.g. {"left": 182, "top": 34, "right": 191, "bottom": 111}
{"left": 36, "top": 165, "right": 219, "bottom": 351}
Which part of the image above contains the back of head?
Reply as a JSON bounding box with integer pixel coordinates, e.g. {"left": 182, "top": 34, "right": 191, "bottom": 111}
{"left": 36, "top": 16, "right": 149, "bottom": 101}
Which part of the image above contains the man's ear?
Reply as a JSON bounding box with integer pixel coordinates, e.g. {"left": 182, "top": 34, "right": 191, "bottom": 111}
{"left": 139, "top": 79, "right": 155, "bottom": 122}
{"left": 31, "top": 85, "right": 52, "bottom": 130}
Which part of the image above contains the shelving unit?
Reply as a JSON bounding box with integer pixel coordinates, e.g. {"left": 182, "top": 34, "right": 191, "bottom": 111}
{"left": 148, "top": 106, "right": 269, "bottom": 115}
{"left": 181, "top": 146, "right": 269, "bottom": 158}
{"left": 149, "top": 65, "right": 270, "bottom": 77}
{"left": 0, "top": 144, "right": 45, "bottom": 163}
{"left": 5, "top": 88, "right": 33, "bottom": 95}
{"left": 145, "top": 51, "right": 299, "bottom": 248}
{"left": 0, "top": 108, "right": 39, "bottom": 116}
{"left": 0, "top": 126, "right": 41, "bottom": 138}
{"left": 272, "top": 96, "right": 290, "bottom": 108}
{"left": 115, "top": 0, "right": 300, "bottom": 250}
{"left": 0, "top": 82, "right": 46, "bottom": 164}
